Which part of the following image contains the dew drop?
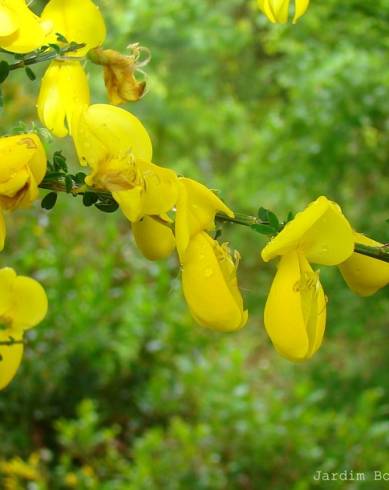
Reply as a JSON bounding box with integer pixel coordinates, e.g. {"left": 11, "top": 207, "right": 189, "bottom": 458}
{"left": 204, "top": 268, "right": 213, "bottom": 278}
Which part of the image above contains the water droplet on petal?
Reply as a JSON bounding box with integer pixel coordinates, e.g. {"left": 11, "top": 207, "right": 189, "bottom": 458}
{"left": 204, "top": 268, "right": 213, "bottom": 278}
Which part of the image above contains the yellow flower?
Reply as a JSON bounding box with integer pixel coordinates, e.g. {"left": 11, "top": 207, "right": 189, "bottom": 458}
{"left": 339, "top": 232, "right": 389, "bottom": 296}
{"left": 0, "top": 134, "right": 47, "bottom": 251}
{"left": 264, "top": 251, "right": 326, "bottom": 361}
{"left": 89, "top": 45, "right": 147, "bottom": 105}
{"left": 182, "top": 231, "right": 248, "bottom": 332}
{"left": 258, "top": 0, "right": 310, "bottom": 24}
{"left": 132, "top": 216, "right": 175, "bottom": 261}
{"left": 261, "top": 196, "right": 354, "bottom": 266}
{"left": 0, "top": 0, "right": 52, "bottom": 53}
{"left": 73, "top": 104, "right": 152, "bottom": 168}
{"left": 37, "top": 0, "right": 105, "bottom": 136}
{"left": 41, "top": 0, "right": 106, "bottom": 57}
{"left": 37, "top": 60, "right": 90, "bottom": 137}
{"left": 0, "top": 267, "right": 48, "bottom": 390}
{"left": 86, "top": 155, "right": 178, "bottom": 223}
{"left": 175, "top": 178, "right": 234, "bottom": 262}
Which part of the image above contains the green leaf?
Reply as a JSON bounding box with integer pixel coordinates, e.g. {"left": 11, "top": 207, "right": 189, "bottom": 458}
{"left": 48, "top": 43, "right": 61, "bottom": 54}
{"left": 65, "top": 175, "right": 73, "bottom": 193}
{"left": 257, "top": 206, "right": 269, "bottom": 222}
{"left": 41, "top": 192, "right": 58, "bottom": 210}
{"left": 95, "top": 201, "right": 119, "bottom": 213}
{"left": 257, "top": 207, "right": 280, "bottom": 230}
{"left": 24, "top": 67, "right": 36, "bottom": 81}
{"left": 53, "top": 151, "right": 67, "bottom": 172}
{"left": 267, "top": 210, "right": 280, "bottom": 230}
{"left": 73, "top": 172, "right": 86, "bottom": 184}
{"left": 56, "top": 32, "right": 68, "bottom": 43}
{"left": 251, "top": 224, "right": 277, "bottom": 235}
{"left": 83, "top": 192, "right": 99, "bottom": 207}
{"left": 286, "top": 211, "right": 294, "bottom": 223}
{"left": 0, "top": 61, "right": 10, "bottom": 84}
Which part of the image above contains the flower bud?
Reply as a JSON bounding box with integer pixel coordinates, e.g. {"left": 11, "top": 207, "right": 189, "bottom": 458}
{"left": 132, "top": 216, "right": 175, "bottom": 261}
{"left": 339, "top": 232, "right": 389, "bottom": 296}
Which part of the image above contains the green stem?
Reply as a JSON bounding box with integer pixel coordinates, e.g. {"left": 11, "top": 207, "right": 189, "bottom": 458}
{"left": 6, "top": 43, "right": 86, "bottom": 71}
{"left": 38, "top": 178, "right": 389, "bottom": 264}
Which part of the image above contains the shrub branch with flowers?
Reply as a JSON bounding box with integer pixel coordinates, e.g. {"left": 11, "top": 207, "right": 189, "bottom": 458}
{"left": 0, "top": 0, "right": 388, "bottom": 389}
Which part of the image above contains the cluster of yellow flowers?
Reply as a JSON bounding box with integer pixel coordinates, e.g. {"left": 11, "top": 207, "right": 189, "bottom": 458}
{"left": 0, "top": 0, "right": 388, "bottom": 391}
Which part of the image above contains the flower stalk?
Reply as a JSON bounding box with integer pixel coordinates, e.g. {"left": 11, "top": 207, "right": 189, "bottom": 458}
{"left": 38, "top": 176, "right": 389, "bottom": 264}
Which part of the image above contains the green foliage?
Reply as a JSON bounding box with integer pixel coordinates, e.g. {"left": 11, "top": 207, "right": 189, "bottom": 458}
{"left": 0, "top": 0, "right": 388, "bottom": 489}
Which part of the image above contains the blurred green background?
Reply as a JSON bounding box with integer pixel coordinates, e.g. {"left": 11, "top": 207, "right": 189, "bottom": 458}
{"left": 0, "top": 0, "right": 388, "bottom": 488}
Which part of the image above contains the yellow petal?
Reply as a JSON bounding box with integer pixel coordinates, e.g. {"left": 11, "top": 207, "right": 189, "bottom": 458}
{"left": 182, "top": 232, "right": 247, "bottom": 332}
{"left": 293, "top": 0, "right": 310, "bottom": 23}
{"left": 0, "top": 4, "right": 18, "bottom": 36}
{"left": 264, "top": 251, "right": 326, "bottom": 361}
{"left": 0, "top": 267, "right": 16, "bottom": 315}
{"left": 261, "top": 196, "right": 354, "bottom": 266}
{"left": 41, "top": 0, "right": 106, "bottom": 56}
{"left": 73, "top": 104, "right": 152, "bottom": 168}
{"left": 8, "top": 275, "right": 48, "bottom": 330}
{"left": 339, "top": 232, "right": 389, "bottom": 296}
{"left": 135, "top": 161, "right": 178, "bottom": 218}
{"left": 0, "top": 330, "right": 23, "bottom": 390}
{"left": 175, "top": 178, "right": 234, "bottom": 262}
{"left": 38, "top": 61, "right": 90, "bottom": 138}
{"left": 0, "top": 0, "right": 51, "bottom": 53}
{"left": 0, "top": 210, "right": 5, "bottom": 252}
{"left": 132, "top": 216, "right": 176, "bottom": 261}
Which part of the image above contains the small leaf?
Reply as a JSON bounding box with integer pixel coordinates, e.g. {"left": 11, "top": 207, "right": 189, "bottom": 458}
{"left": 65, "top": 175, "right": 73, "bottom": 193}
{"left": 251, "top": 223, "right": 277, "bottom": 236}
{"left": 83, "top": 192, "right": 98, "bottom": 207}
{"left": 73, "top": 172, "right": 86, "bottom": 184}
{"left": 48, "top": 43, "right": 61, "bottom": 54}
{"left": 286, "top": 211, "right": 294, "bottom": 223}
{"left": 95, "top": 201, "right": 119, "bottom": 213}
{"left": 41, "top": 192, "right": 58, "bottom": 210}
{"left": 25, "top": 67, "right": 36, "bottom": 81}
{"left": 56, "top": 32, "right": 68, "bottom": 43}
{"left": 267, "top": 210, "right": 280, "bottom": 230}
{"left": 0, "top": 61, "right": 10, "bottom": 84}
{"left": 257, "top": 206, "right": 269, "bottom": 222}
{"left": 53, "top": 151, "right": 67, "bottom": 172}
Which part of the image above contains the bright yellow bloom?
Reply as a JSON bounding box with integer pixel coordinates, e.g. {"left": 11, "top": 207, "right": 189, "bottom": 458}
{"left": 73, "top": 104, "right": 152, "bottom": 167}
{"left": 261, "top": 196, "right": 354, "bottom": 266}
{"left": 86, "top": 156, "right": 178, "bottom": 223}
{"left": 41, "top": 0, "right": 106, "bottom": 56}
{"left": 264, "top": 251, "right": 326, "bottom": 361}
{"left": 0, "top": 267, "right": 48, "bottom": 390}
{"left": 258, "top": 0, "right": 309, "bottom": 24}
{"left": 339, "top": 232, "right": 389, "bottom": 297}
{"left": 182, "top": 231, "right": 248, "bottom": 332}
{"left": 77, "top": 105, "right": 176, "bottom": 222}
{"left": 175, "top": 178, "right": 234, "bottom": 262}
{"left": 37, "top": 60, "right": 90, "bottom": 137}
{"left": 89, "top": 46, "right": 146, "bottom": 105}
{"left": 0, "top": 134, "right": 46, "bottom": 252}
{"left": 132, "top": 216, "right": 175, "bottom": 261}
{"left": 0, "top": 0, "right": 51, "bottom": 53}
